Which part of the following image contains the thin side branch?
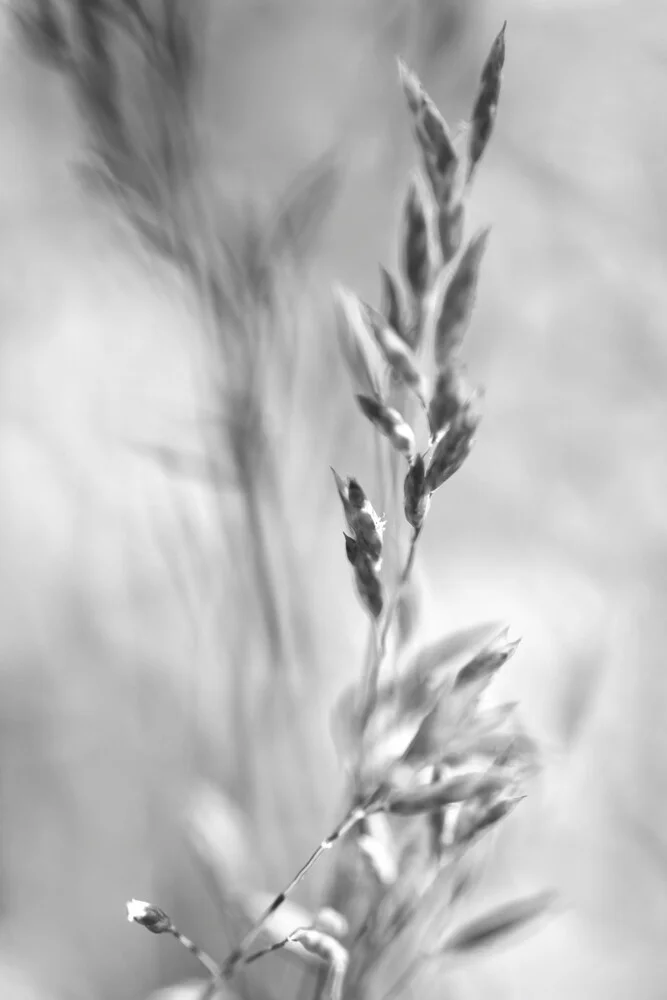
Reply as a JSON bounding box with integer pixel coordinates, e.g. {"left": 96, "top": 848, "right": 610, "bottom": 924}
{"left": 222, "top": 805, "right": 368, "bottom": 978}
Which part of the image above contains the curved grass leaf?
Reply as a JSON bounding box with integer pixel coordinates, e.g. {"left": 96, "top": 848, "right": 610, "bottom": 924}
{"left": 437, "top": 889, "right": 556, "bottom": 957}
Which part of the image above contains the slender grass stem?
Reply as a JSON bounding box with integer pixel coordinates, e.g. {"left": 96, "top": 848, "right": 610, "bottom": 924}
{"left": 242, "top": 935, "right": 296, "bottom": 966}
{"left": 358, "top": 524, "right": 422, "bottom": 741}
{"left": 168, "top": 925, "right": 222, "bottom": 980}
{"left": 223, "top": 805, "right": 368, "bottom": 978}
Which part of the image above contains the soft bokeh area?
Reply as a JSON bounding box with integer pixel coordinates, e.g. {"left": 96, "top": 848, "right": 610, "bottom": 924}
{"left": 1, "top": 1, "right": 667, "bottom": 998}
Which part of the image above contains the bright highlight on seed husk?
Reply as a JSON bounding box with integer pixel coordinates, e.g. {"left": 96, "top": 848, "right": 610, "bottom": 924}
{"left": 126, "top": 899, "right": 150, "bottom": 923}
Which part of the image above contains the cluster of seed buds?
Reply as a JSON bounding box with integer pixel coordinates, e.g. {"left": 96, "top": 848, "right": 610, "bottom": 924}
{"left": 397, "top": 331, "right": 485, "bottom": 533}
{"left": 324, "top": 616, "right": 544, "bottom": 994}
{"left": 362, "top": 626, "right": 529, "bottom": 808}
{"left": 335, "top": 24, "right": 507, "bottom": 559}
{"left": 331, "top": 620, "right": 531, "bottom": 834}
{"left": 332, "top": 470, "right": 386, "bottom": 619}
{"left": 393, "top": 24, "right": 506, "bottom": 354}
{"left": 399, "top": 31, "right": 508, "bottom": 523}
{"left": 399, "top": 21, "right": 506, "bottom": 270}
{"left": 397, "top": 63, "right": 462, "bottom": 277}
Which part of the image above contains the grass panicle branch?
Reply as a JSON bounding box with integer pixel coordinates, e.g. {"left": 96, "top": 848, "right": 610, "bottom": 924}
{"left": 221, "top": 802, "right": 374, "bottom": 979}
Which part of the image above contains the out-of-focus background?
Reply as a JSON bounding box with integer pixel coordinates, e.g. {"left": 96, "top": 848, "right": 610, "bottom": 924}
{"left": 1, "top": 1, "right": 667, "bottom": 998}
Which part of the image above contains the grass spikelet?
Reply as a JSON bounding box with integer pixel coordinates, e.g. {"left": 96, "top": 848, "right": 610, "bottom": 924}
{"left": 334, "top": 284, "right": 384, "bottom": 399}
{"left": 454, "top": 628, "right": 522, "bottom": 691}
{"left": 425, "top": 396, "right": 483, "bottom": 493}
{"left": 332, "top": 472, "right": 385, "bottom": 567}
{"left": 420, "top": 101, "right": 459, "bottom": 206}
{"left": 453, "top": 792, "right": 526, "bottom": 845}
{"left": 397, "top": 59, "right": 459, "bottom": 208}
{"left": 379, "top": 265, "right": 408, "bottom": 343}
{"left": 406, "top": 622, "right": 508, "bottom": 688}
{"left": 427, "top": 359, "right": 474, "bottom": 441}
{"left": 437, "top": 200, "right": 466, "bottom": 266}
{"left": 403, "top": 454, "right": 430, "bottom": 531}
{"left": 363, "top": 303, "right": 428, "bottom": 405}
{"left": 468, "top": 22, "right": 508, "bottom": 183}
{"left": 356, "top": 395, "right": 416, "bottom": 461}
{"left": 401, "top": 174, "right": 432, "bottom": 306}
{"left": 351, "top": 545, "right": 385, "bottom": 620}
{"left": 433, "top": 228, "right": 491, "bottom": 369}
{"left": 384, "top": 771, "right": 509, "bottom": 817}
{"left": 334, "top": 472, "right": 386, "bottom": 617}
